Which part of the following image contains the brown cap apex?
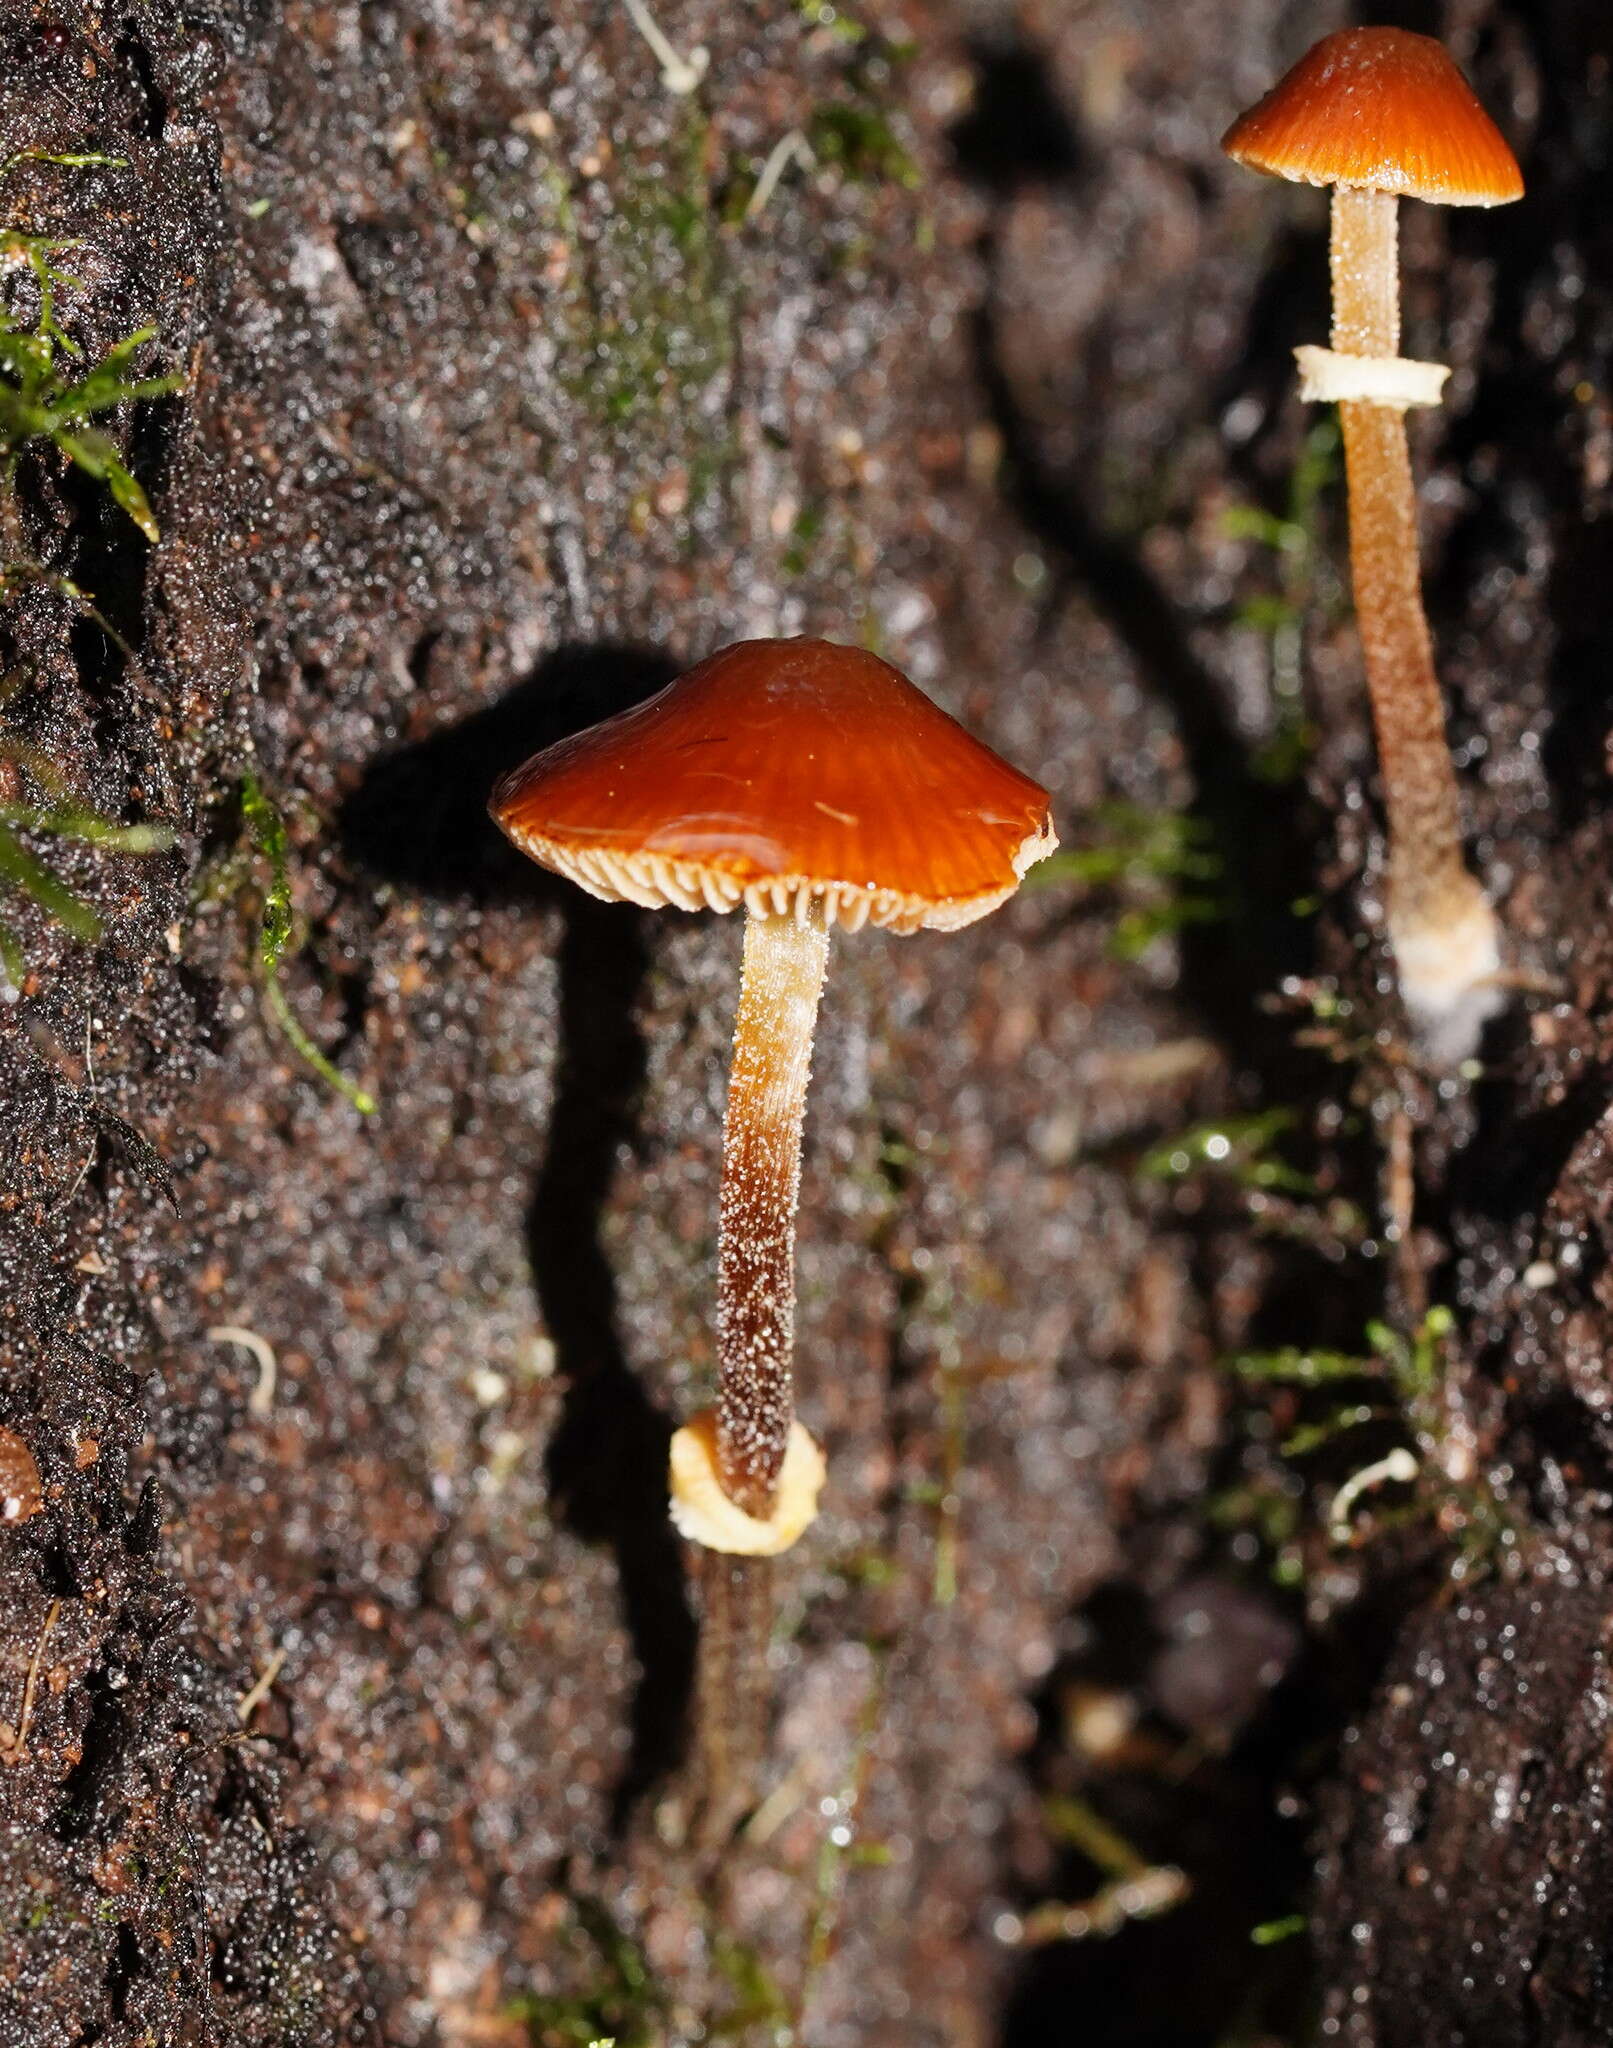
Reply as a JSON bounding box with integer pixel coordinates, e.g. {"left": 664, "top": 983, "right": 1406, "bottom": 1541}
{"left": 491, "top": 638, "right": 1056, "bottom": 935}
{"left": 1222, "top": 28, "right": 1523, "bottom": 207}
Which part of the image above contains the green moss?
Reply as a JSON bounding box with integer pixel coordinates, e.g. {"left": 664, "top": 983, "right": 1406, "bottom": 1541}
{"left": 239, "top": 774, "right": 378, "bottom": 1115}
{"left": 792, "top": 0, "right": 867, "bottom": 42}
{"left": 0, "top": 229, "right": 181, "bottom": 542}
{"left": 806, "top": 103, "right": 920, "bottom": 189}
{"left": 0, "top": 673, "right": 174, "bottom": 983}
{"left": 1132, "top": 1104, "right": 1369, "bottom": 1256}
{"left": 1220, "top": 1307, "right": 1517, "bottom": 1578}
{"left": 1013, "top": 1793, "right": 1189, "bottom": 1945}
{"left": 1138, "top": 1109, "right": 1309, "bottom": 1195}
{"left": 1025, "top": 801, "right": 1224, "bottom": 960}
{"left": 556, "top": 112, "right": 734, "bottom": 467}
{"left": 780, "top": 503, "right": 825, "bottom": 579}
{"left": 708, "top": 1934, "right": 791, "bottom": 2043}
{"left": 1222, "top": 420, "right": 1342, "bottom": 784}
{"left": 508, "top": 1897, "right": 669, "bottom": 2048}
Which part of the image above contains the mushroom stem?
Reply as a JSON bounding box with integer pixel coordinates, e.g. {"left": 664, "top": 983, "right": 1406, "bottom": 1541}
{"left": 1330, "top": 185, "right": 1500, "bottom": 1047}
{"left": 715, "top": 906, "right": 830, "bottom": 1518}
{"left": 691, "top": 1551, "right": 774, "bottom": 1848}
{"left": 1330, "top": 184, "right": 1401, "bottom": 357}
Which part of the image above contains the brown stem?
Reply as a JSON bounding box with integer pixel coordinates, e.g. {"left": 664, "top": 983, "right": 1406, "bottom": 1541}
{"left": 715, "top": 906, "right": 829, "bottom": 1518}
{"left": 1329, "top": 185, "right": 1476, "bottom": 946}
{"left": 690, "top": 1550, "right": 774, "bottom": 1850}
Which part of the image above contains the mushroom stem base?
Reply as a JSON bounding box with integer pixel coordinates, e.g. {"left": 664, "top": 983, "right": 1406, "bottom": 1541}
{"left": 1387, "top": 869, "right": 1504, "bottom": 1067}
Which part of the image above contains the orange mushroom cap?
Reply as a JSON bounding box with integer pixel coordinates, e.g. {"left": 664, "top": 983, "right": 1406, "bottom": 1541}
{"left": 491, "top": 637, "right": 1056, "bottom": 934}
{"left": 1222, "top": 27, "right": 1523, "bottom": 206}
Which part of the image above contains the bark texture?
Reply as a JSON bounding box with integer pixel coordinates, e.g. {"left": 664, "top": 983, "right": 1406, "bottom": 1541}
{"left": 0, "top": 3, "right": 1607, "bottom": 2046}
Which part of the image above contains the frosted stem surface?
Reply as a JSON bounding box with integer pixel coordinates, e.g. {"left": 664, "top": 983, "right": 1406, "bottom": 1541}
{"left": 715, "top": 908, "right": 830, "bottom": 1519}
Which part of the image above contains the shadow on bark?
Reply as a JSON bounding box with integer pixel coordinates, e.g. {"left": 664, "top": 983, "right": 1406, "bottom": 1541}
{"left": 951, "top": 39, "right": 1318, "bottom": 1052}
{"left": 948, "top": 38, "right": 1419, "bottom": 2048}
{"left": 339, "top": 643, "right": 696, "bottom": 1823}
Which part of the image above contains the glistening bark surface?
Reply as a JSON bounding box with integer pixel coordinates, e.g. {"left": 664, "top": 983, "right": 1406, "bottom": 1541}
{"left": 1, "top": 2, "right": 1610, "bottom": 2045}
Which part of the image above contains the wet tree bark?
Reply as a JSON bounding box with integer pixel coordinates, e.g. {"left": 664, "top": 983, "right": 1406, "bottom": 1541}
{"left": 1, "top": 2, "right": 1611, "bottom": 2044}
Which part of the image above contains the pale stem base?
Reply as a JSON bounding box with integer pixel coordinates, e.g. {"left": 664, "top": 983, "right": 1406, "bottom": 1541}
{"left": 1330, "top": 185, "right": 1501, "bottom": 1057}
{"left": 716, "top": 908, "right": 830, "bottom": 1518}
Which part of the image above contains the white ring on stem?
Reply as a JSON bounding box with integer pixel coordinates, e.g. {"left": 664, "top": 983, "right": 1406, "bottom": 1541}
{"left": 1295, "top": 344, "right": 1450, "bottom": 410}
{"left": 669, "top": 1410, "right": 826, "bottom": 1556}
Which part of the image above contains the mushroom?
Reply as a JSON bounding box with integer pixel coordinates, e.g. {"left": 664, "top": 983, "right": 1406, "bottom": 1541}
{"left": 1222, "top": 28, "right": 1523, "bottom": 1062}
{"left": 492, "top": 637, "right": 1056, "bottom": 1548}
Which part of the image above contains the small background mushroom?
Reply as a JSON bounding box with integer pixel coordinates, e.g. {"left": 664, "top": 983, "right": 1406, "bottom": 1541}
{"left": 1223, "top": 27, "right": 1524, "bottom": 1062}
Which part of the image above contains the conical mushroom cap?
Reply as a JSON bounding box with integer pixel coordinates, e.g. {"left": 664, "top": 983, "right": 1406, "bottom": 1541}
{"left": 491, "top": 637, "right": 1056, "bottom": 934}
{"left": 1222, "top": 27, "right": 1523, "bottom": 206}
